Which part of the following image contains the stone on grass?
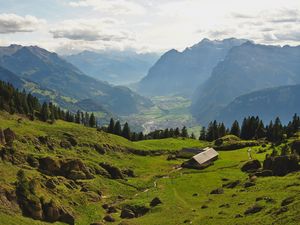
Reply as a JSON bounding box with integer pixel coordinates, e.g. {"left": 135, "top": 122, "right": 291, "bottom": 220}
{"left": 281, "top": 197, "right": 294, "bottom": 206}
{"left": 244, "top": 204, "right": 264, "bottom": 215}
{"left": 103, "top": 215, "right": 115, "bottom": 222}
{"left": 210, "top": 188, "right": 224, "bottom": 194}
{"left": 150, "top": 197, "right": 162, "bottom": 207}
{"left": 120, "top": 208, "right": 135, "bottom": 219}
{"left": 241, "top": 160, "right": 261, "bottom": 172}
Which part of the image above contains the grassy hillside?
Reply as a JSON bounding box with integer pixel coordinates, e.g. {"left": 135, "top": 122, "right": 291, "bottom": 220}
{"left": 0, "top": 111, "right": 299, "bottom": 225}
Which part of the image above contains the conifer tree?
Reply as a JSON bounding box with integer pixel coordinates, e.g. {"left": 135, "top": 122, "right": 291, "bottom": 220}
{"left": 121, "top": 122, "right": 131, "bottom": 139}
{"left": 181, "top": 126, "right": 188, "bottom": 138}
{"left": 230, "top": 120, "right": 240, "bottom": 137}
{"left": 40, "top": 102, "right": 49, "bottom": 122}
{"left": 114, "top": 121, "right": 122, "bottom": 136}
{"left": 108, "top": 118, "right": 115, "bottom": 133}
{"left": 89, "top": 113, "right": 96, "bottom": 127}
{"left": 199, "top": 127, "right": 206, "bottom": 140}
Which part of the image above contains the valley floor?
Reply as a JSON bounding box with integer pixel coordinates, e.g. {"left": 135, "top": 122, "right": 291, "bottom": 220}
{"left": 0, "top": 111, "right": 299, "bottom": 225}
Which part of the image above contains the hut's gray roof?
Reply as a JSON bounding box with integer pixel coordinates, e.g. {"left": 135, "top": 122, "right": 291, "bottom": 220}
{"left": 192, "top": 147, "right": 218, "bottom": 165}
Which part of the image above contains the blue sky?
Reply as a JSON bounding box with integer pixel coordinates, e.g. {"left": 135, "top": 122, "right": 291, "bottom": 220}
{"left": 0, "top": 0, "right": 300, "bottom": 54}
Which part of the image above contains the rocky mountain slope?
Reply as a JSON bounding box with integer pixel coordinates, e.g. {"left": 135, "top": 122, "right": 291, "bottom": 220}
{"left": 137, "top": 38, "right": 246, "bottom": 97}
{"left": 0, "top": 45, "right": 152, "bottom": 116}
{"left": 218, "top": 84, "right": 300, "bottom": 125}
{"left": 191, "top": 42, "right": 300, "bottom": 124}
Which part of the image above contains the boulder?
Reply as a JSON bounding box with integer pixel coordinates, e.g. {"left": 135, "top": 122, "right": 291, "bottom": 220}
{"left": 45, "top": 179, "right": 58, "bottom": 189}
{"left": 120, "top": 208, "right": 135, "bottom": 219}
{"left": 94, "top": 144, "right": 105, "bottom": 154}
{"left": 103, "top": 215, "right": 115, "bottom": 222}
{"left": 39, "top": 157, "right": 61, "bottom": 176}
{"left": 122, "top": 169, "right": 135, "bottom": 178}
{"left": 107, "top": 206, "right": 118, "bottom": 214}
{"left": 272, "top": 156, "right": 299, "bottom": 176}
{"left": 219, "top": 203, "right": 230, "bottom": 208}
{"left": 122, "top": 205, "right": 150, "bottom": 218}
{"left": 244, "top": 182, "right": 255, "bottom": 188}
{"left": 60, "top": 140, "right": 72, "bottom": 149}
{"left": 255, "top": 170, "right": 273, "bottom": 177}
{"left": 102, "top": 204, "right": 109, "bottom": 209}
{"left": 19, "top": 196, "right": 43, "bottom": 220}
{"left": 244, "top": 204, "right": 264, "bottom": 215}
{"left": 222, "top": 180, "right": 240, "bottom": 188}
{"left": 241, "top": 160, "right": 261, "bottom": 172}
{"left": 0, "top": 147, "right": 27, "bottom": 165}
{"left": 27, "top": 155, "right": 39, "bottom": 168}
{"left": 59, "top": 209, "right": 75, "bottom": 225}
{"left": 3, "top": 128, "right": 16, "bottom": 146}
{"left": 0, "top": 128, "right": 5, "bottom": 145}
{"left": 150, "top": 197, "right": 162, "bottom": 207}
{"left": 100, "top": 163, "right": 124, "bottom": 179}
{"left": 43, "top": 201, "right": 60, "bottom": 222}
{"left": 61, "top": 159, "right": 94, "bottom": 180}
{"left": 210, "top": 188, "right": 224, "bottom": 194}
{"left": 274, "top": 206, "right": 288, "bottom": 215}
{"left": 291, "top": 140, "right": 300, "bottom": 155}
{"left": 281, "top": 197, "right": 294, "bottom": 206}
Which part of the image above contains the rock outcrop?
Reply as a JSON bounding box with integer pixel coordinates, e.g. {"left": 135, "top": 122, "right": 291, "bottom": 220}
{"left": 38, "top": 157, "right": 94, "bottom": 180}
{"left": 241, "top": 160, "right": 261, "bottom": 172}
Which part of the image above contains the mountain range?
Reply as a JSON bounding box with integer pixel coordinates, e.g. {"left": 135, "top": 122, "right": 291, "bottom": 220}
{"left": 191, "top": 41, "right": 300, "bottom": 124}
{"left": 217, "top": 84, "right": 300, "bottom": 125}
{"left": 65, "top": 50, "right": 159, "bottom": 85}
{"left": 137, "top": 38, "right": 247, "bottom": 97}
{"left": 0, "top": 45, "right": 152, "bottom": 116}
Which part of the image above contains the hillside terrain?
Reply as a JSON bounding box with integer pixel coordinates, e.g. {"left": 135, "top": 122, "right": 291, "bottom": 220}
{"left": 191, "top": 42, "right": 300, "bottom": 124}
{"left": 0, "top": 111, "right": 299, "bottom": 225}
{"left": 65, "top": 50, "right": 159, "bottom": 85}
{"left": 218, "top": 84, "right": 300, "bottom": 125}
{"left": 137, "top": 38, "right": 246, "bottom": 97}
{"left": 0, "top": 45, "right": 152, "bottom": 116}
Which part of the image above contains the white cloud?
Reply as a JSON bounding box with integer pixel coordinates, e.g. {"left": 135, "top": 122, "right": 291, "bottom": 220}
{"left": 50, "top": 19, "right": 134, "bottom": 42}
{"left": 0, "top": 13, "right": 46, "bottom": 34}
{"left": 69, "top": 0, "right": 145, "bottom": 15}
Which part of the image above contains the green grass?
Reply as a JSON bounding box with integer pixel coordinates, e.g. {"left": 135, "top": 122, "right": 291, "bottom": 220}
{"left": 0, "top": 111, "right": 299, "bottom": 225}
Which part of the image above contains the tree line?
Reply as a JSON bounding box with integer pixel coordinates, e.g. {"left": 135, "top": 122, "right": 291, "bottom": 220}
{"left": 101, "top": 118, "right": 193, "bottom": 141}
{"left": 0, "top": 81, "right": 97, "bottom": 127}
{"left": 199, "top": 115, "right": 300, "bottom": 143}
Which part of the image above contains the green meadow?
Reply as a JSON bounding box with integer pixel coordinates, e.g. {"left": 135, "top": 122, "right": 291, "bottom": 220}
{"left": 0, "top": 111, "right": 299, "bottom": 225}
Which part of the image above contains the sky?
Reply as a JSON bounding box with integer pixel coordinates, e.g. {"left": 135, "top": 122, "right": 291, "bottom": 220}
{"left": 0, "top": 0, "right": 300, "bottom": 54}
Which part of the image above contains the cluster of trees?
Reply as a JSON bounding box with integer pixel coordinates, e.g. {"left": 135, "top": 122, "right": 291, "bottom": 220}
{"left": 103, "top": 118, "right": 193, "bottom": 141}
{"left": 200, "top": 115, "right": 300, "bottom": 143}
{"left": 0, "top": 81, "right": 97, "bottom": 127}
{"left": 145, "top": 126, "right": 191, "bottom": 139}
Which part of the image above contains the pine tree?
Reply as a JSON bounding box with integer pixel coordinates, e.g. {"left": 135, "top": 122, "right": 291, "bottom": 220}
{"left": 108, "top": 118, "right": 115, "bottom": 133}
{"left": 255, "top": 120, "right": 265, "bottom": 139}
{"left": 75, "top": 110, "right": 81, "bottom": 124}
{"left": 138, "top": 132, "right": 144, "bottom": 140}
{"left": 181, "top": 126, "right": 188, "bottom": 138}
{"left": 114, "top": 121, "right": 122, "bottom": 136}
{"left": 199, "top": 127, "right": 206, "bottom": 140}
{"left": 230, "top": 120, "right": 240, "bottom": 137}
{"left": 121, "top": 122, "right": 131, "bottom": 139}
{"left": 190, "top": 133, "right": 196, "bottom": 139}
{"left": 174, "top": 127, "right": 180, "bottom": 137}
{"left": 89, "top": 113, "right": 96, "bottom": 127}
{"left": 40, "top": 102, "right": 49, "bottom": 122}
{"left": 218, "top": 123, "right": 226, "bottom": 138}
